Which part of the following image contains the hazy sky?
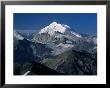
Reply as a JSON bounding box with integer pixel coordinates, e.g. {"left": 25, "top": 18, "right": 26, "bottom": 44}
{"left": 14, "top": 13, "right": 97, "bottom": 35}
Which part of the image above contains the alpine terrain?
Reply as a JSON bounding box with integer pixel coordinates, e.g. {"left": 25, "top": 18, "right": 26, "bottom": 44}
{"left": 14, "top": 22, "right": 97, "bottom": 75}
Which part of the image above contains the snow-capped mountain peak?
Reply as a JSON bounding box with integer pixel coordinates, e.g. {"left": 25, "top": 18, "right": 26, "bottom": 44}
{"left": 39, "top": 22, "right": 70, "bottom": 35}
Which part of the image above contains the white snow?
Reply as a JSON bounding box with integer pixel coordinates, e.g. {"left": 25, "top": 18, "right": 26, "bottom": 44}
{"left": 39, "top": 22, "right": 82, "bottom": 38}
{"left": 23, "top": 71, "right": 30, "bottom": 76}
{"left": 46, "top": 42, "right": 74, "bottom": 56}
{"left": 57, "top": 43, "right": 74, "bottom": 48}
{"left": 14, "top": 30, "right": 24, "bottom": 40}
{"left": 71, "top": 31, "right": 82, "bottom": 38}
{"left": 39, "top": 22, "right": 70, "bottom": 35}
{"left": 62, "top": 24, "right": 71, "bottom": 29}
{"left": 66, "top": 40, "right": 72, "bottom": 44}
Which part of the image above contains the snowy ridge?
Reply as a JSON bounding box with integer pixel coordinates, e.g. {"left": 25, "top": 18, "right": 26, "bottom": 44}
{"left": 71, "top": 31, "right": 82, "bottom": 38}
{"left": 14, "top": 30, "right": 24, "bottom": 40}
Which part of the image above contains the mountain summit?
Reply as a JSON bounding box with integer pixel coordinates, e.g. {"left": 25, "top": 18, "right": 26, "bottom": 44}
{"left": 39, "top": 22, "right": 71, "bottom": 35}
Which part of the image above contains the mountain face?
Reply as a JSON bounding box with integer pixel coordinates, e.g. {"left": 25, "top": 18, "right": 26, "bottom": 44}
{"left": 33, "top": 22, "right": 82, "bottom": 44}
{"left": 33, "top": 22, "right": 96, "bottom": 55}
{"left": 41, "top": 49, "right": 97, "bottom": 75}
{"left": 14, "top": 22, "right": 97, "bottom": 75}
{"left": 14, "top": 31, "right": 52, "bottom": 63}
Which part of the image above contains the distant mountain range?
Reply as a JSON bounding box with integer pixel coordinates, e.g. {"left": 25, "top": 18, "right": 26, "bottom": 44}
{"left": 14, "top": 22, "right": 97, "bottom": 75}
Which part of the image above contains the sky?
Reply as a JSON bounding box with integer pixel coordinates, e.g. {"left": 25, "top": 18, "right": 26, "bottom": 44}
{"left": 14, "top": 13, "right": 97, "bottom": 35}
